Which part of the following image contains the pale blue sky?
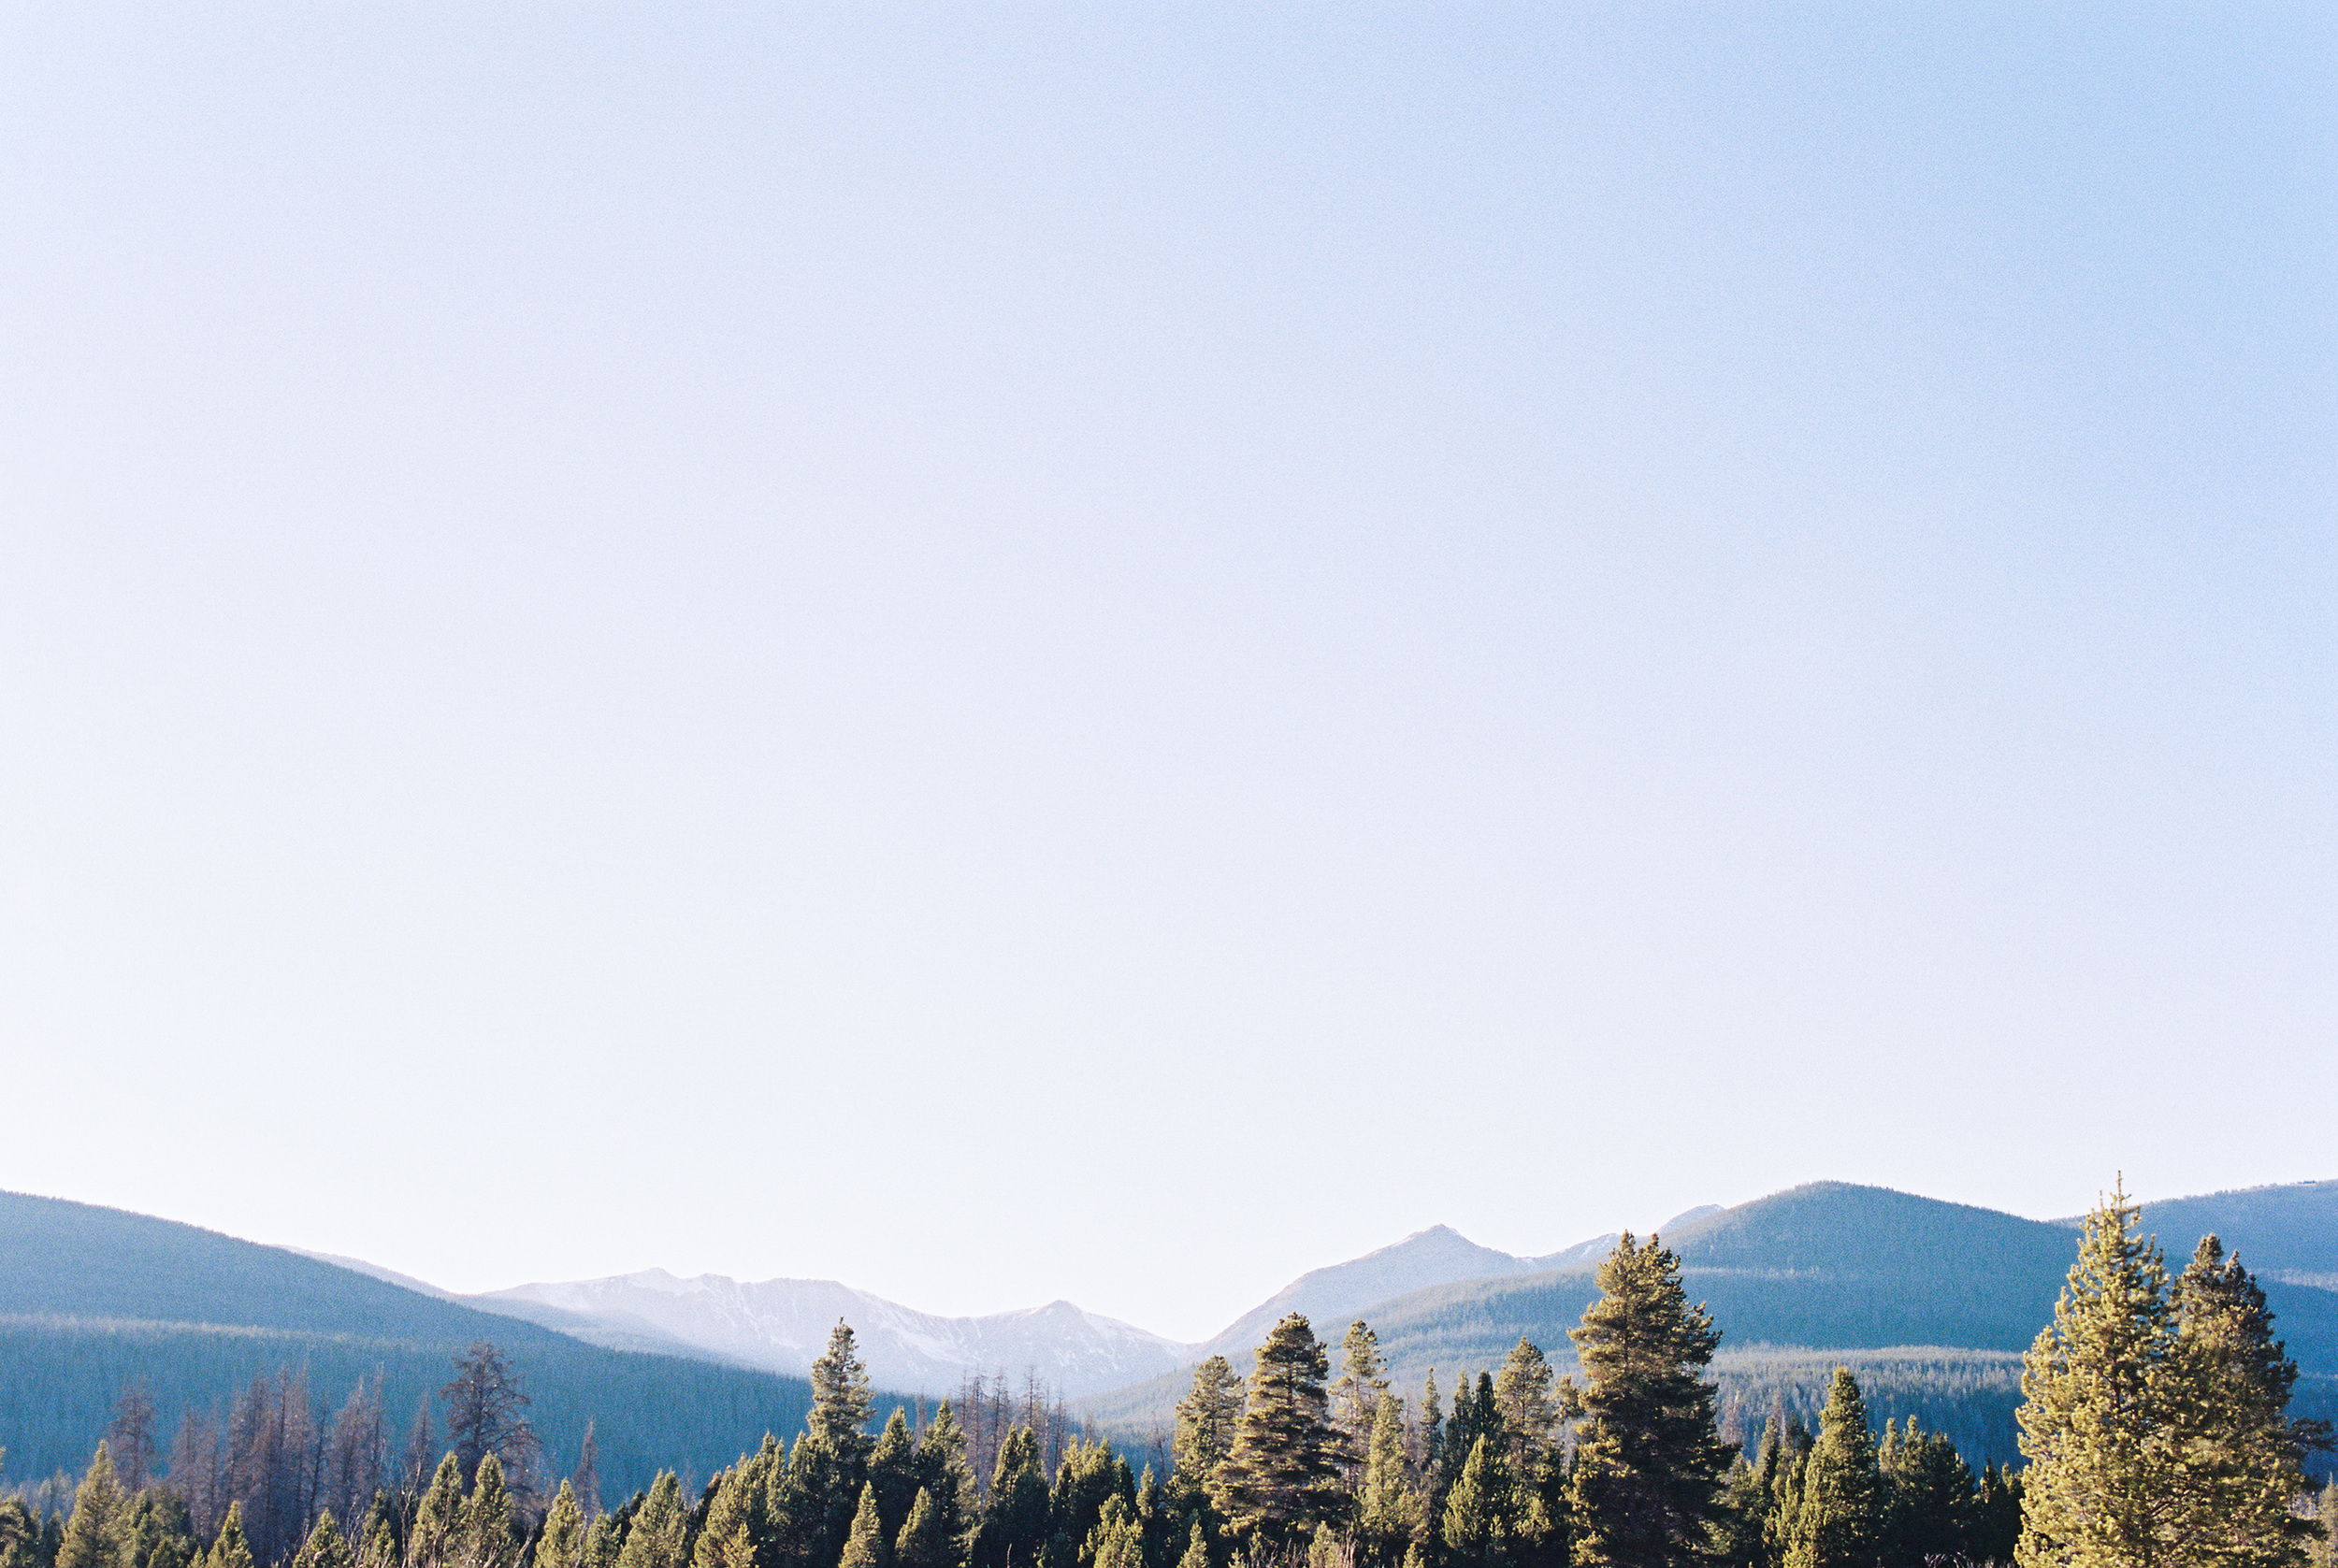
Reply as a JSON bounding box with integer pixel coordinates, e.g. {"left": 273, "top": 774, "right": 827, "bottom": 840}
{"left": 1, "top": 5, "right": 2331, "bottom": 1343}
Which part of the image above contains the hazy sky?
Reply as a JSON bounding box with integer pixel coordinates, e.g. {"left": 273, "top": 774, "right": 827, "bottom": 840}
{"left": 2, "top": 5, "right": 2331, "bottom": 1344}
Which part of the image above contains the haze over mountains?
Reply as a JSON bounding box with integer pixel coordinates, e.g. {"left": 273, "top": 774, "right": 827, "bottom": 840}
{"left": 3, "top": 1178, "right": 2333, "bottom": 1483}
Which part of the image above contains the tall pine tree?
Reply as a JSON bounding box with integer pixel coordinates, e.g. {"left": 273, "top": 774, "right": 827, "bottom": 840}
{"left": 1210, "top": 1316, "right": 1349, "bottom": 1553}
{"left": 1562, "top": 1234, "right": 1730, "bottom": 1568}
{"left": 2016, "top": 1182, "right": 2188, "bottom": 1565}
{"left": 1782, "top": 1369, "right": 1884, "bottom": 1568}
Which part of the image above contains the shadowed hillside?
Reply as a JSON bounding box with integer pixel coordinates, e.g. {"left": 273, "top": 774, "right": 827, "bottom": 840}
{"left": 0, "top": 1191, "right": 868, "bottom": 1496}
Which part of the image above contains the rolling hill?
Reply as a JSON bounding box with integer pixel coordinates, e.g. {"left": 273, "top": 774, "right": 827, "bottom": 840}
{"left": 1077, "top": 1182, "right": 2338, "bottom": 1469}
{"left": 0, "top": 1191, "right": 852, "bottom": 1495}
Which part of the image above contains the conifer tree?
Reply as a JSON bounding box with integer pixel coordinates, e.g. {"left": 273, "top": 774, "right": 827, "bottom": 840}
{"left": 1085, "top": 1500, "right": 1143, "bottom": 1568}
{"left": 1782, "top": 1369, "right": 1884, "bottom": 1568}
{"left": 1879, "top": 1416, "right": 1975, "bottom": 1565}
{"left": 614, "top": 1475, "right": 687, "bottom": 1568}
{"left": 293, "top": 1517, "right": 355, "bottom": 1568}
{"left": 2168, "top": 1235, "right": 2323, "bottom": 1568}
{"left": 581, "top": 1512, "right": 622, "bottom": 1568}
{"left": 460, "top": 1456, "right": 519, "bottom": 1568}
{"left": 869, "top": 1413, "right": 920, "bottom": 1545}
{"left": 1174, "top": 1524, "right": 1207, "bottom": 1568}
{"left": 208, "top": 1508, "right": 255, "bottom": 1568}
{"left": 1415, "top": 1375, "right": 1443, "bottom": 1490}
{"left": 972, "top": 1429, "right": 1049, "bottom": 1568}
{"left": 838, "top": 1488, "right": 888, "bottom": 1568}
{"left": 409, "top": 1459, "right": 467, "bottom": 1568}
{"left": 2015, "top": 1182, "right": 2187, "bottom": 1564}
{"left": 1210, "top": 1316, "right": 1350, "bottom": 1552}
{"left": 811, "top": 1326, "right": 876, "bottom": 1464}
{"left": 1333, "top": 1326, "right": 1392, "bottom": 1455}
{"left": 1356, "top": 1400, "right": 1423, "bottom": 1566}
{"left": 1438, "top": 1438, "right": 1512, "bottom": 1568}
{"left": 1171, "top": 1361, "right": 1244, "bottom": 1502}
{"left": 540, "top": 1485, "right": 588, "bottom": 1568}
{"left": 2308, "top": 1479, "right": 2338, "bottom": 1568}
{"left": 1562, "top": 1234, "right": 1729, "bottom": 1568}
{"left": 912, "top": 1403, "right": 978, "bottom": 1554}
{"left": 57, "top": 1445, "right": 124, "bottom": 1568}
{"left": 893, "top": 1491, "right": 948, "bottom": 1568}
{"left": 357, "top": 1493, "right": 399, "bottom": 1568}
{"left": 1490, "top": 1343, "right": 1555, "bottom": 1466}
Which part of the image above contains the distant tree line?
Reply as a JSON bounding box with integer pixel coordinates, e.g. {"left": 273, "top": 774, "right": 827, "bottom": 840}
{"left": 5, "top": 1187, "right": 2334, "bottom": 1568}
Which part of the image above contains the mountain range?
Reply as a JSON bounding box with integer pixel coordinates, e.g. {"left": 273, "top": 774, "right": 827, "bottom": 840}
{"left": 4, "top": 1178, "right": 2333, "bottom": 1484}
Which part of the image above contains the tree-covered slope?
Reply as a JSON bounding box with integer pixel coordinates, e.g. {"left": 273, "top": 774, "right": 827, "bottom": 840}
{"left": 2055, "top": 1179, "right": 2338, "bottom": 1286}
{"left": 1080, "top": 1181, "right": 2338, "bottom": 1467}
{"left": 0, "top": 1191, "right": 842, "bottom": 1497}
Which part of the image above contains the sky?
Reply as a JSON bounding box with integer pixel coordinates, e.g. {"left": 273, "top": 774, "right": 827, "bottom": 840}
{"left": 0, "top": 4, "right": 2331, "bottom": 1345}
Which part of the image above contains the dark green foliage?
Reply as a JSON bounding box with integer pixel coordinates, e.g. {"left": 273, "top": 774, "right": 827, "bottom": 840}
{"left": 910, "top": 1404, "right": 976, "bottom": 1557}
{"left": 460, "top": 1455, "right": 519, "bottom": 1568}
{"left": 209, "top": 1506, "right": 255, "bottom": 1568}
{"left": 1168, "top": 1362, "right": 1241, "bottom": 1502}
{"left": 970, "top": 1429, "right": 1047, "bottom": 1568}
{"left": 614, "top": 1474, "right": 688, "bottom": 1568}
{"left": 1208, "top": 1316, "right": 1349, "bottom": 1551}
{"left": 1046, "top": 1442, "right": 1133, "bottom": 1568}
{"left": 809, "top": 1329, "right": 874, "bottom": 1466}
{"left": 2170, "top": 1235, "right": 2324, "bottom": 1567}
{"left": 1878, "top": 1417, "right": 1975, "bottom": 1564}
{"left": 56, "top": 1445, "right": 124, "bottom": 1568}
{"left": 541, "top": 1483, "right": 589, "bottom": 1568}
{"left": 836, "top": 1489, "right": 886, "bottom": 1568}
{"left": 0, "top": 1495, "right": 41, "bottom": 1568}
{"left": 1782, "top": 1368, "right": 1884, "bottom": 1568}
{"left": 867, "top": 1414, "right": 919, "bottom": 1546}
{"left": 1436, "top": 1438, "right": 1511, "bottom": 1568}
{"left": 1563, "top": 1235, "right": 1729, "bottom": 1568}
{"left": 288, "top": 1516, "right": 352, "bottom": 1568}
{"left": 409, "top": 1457, "right": 466, "bottom": 1568}
{"left": 892, "top": 1491, "right": 948, "bottom": 1568}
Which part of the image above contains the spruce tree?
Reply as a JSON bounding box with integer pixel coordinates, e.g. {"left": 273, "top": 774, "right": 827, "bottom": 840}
{"left": 1334, "top": 1326, "right": 1392, "bottom": 1457}
{"left": 912, "top": 1403, "right": 978, "bottom": 1554}
{"left": 838, "top": 1489, "right": 888, "bottom": 1568}
{"left": 1878, "top": 1416, "right": 1975, "bottom": 1566}
{"left": 57, "top": 1445, "right": 124, "bottom": 1568}
{"left": 1782, "top": 1369, "right": 1884, "bottom": 1568}
{"left": 972, "top": 1429, "right": 1049, "bottom": 1568}
{"left": 811, "top": 1326, "right": 876, "bottom": 1464}
{"left": 893, "top": 1491, "right": 947, "bottom": 1568}
{"left": 1171, "top": 1360, "right": 1244, "bottom": 1503}
{"left": 1491, "top": 1343, "right": 1556, "bottom": 1466}
{"left": 540, "top": 1485, "right": 588, "bottom": 1568}
{"left": 614, "top": 1475, "right": 687, "bottom": 1568}
{"left": 410, "top": 1458, "right": 467, "bottom": 1568}
{"left": 2015, "top": 1182, "right": 2187, "bottom": 1565}
{"left": 2169, "top": 1235, "right": 2323, "bottom": 1568}
{"left": 208, "top": 1509, "right": 254, "bottom": 1568}
{"left": 1562, "top": 1233, "right": 1729, "bottom": 1568}
{"left": 1174, "top": 1524, "right": 1208, "bottom": 1568}
{"left": 869, "top": 1412, "right": 920, "bottom": 1545}
{"left": 461, "top": 1455, "right": 519, "bottom": 1568}
{"left": 1085, "top": 1500, "right": 1143, "bottom": 1568}
{"left": 1210, "top": 1315, "right": 1350, "bottom": 1552}
{"left": 292, "top": 1517, "right": 354, "bottom": 1568}
{"left": 1437, "top": 1438, "right": 1512, "bottom": 1568}
{"left": 1357, "top": 1400, "right": 1424, "bottom": 1566}
{"left": 1416, "top": 1374, "right": 1443, "bottom": 1492}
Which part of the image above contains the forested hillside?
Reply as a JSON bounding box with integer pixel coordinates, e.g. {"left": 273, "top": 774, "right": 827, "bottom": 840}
{"left": 1078, "top": 1182, "right": 2338, "bottom": 1469}
{"left": 0, "top": 1194, "right": 839, "bottom": 1496}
